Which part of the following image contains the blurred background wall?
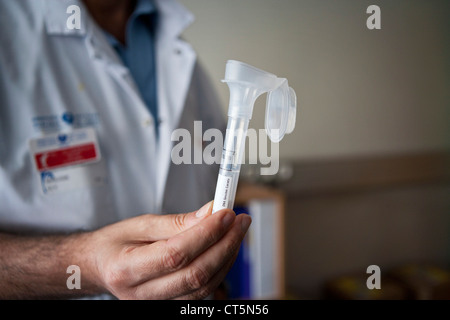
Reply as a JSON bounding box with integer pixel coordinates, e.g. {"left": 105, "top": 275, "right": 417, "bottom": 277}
{"left": 179, "top": 0, "right": 450, "bottom": 299}
{"left": 180, "top": 0, "right": 449, "bottom": 160}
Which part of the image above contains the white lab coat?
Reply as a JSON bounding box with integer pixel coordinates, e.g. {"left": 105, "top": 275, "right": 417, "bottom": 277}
{"left": 0, "top": 0, "right": 225, "bottom": 232}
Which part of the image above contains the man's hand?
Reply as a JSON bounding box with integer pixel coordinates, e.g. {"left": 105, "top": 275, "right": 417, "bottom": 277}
{"left": 82, "top": 201, "right": 251, "bottom": 299}
{"left": 0, "top": 201, "right": 250, "bottom": 299}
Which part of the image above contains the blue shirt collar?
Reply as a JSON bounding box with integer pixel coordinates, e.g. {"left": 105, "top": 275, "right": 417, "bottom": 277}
{"left": 104, "top": 0, "right": 157, "bottom": 48}
{"left": 133, "top": 0, "right": 157, "bottom": 17}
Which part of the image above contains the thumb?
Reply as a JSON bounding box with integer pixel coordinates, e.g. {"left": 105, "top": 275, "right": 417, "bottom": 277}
{"left": 167, "top": 200, "right": 215, "bottom": 233}
{"left": 120, "top": 200, "right": 214, "bottom": 242}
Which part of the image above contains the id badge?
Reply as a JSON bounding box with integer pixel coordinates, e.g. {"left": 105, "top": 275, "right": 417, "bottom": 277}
{"left": 29, "top": 128, "right": 107, "bottom": 195}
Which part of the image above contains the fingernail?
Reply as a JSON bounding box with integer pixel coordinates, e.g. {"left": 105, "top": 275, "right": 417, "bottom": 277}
{"left": 241, "top": 215, "right": 252, "bottom": 232}
{"left": 196, "top": 201, "right": 213, "bottom": 218}
{"left": 222, "top": 211, "right": 235, "bottom": 227}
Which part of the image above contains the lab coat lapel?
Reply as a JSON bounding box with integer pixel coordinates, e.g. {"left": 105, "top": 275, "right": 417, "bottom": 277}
{"left": 44, "top": 0, "right": 142, "bottom": 101}
{"left": 82, "top": 17, "right": 161, "bottom": 213}
{"left": 154, "top": 0, "right": 196, "bottom": 211}
{"left": 44, "top": 0, "right": 87, "bottom": 36}
{"left": 155, "top": 0, "right": 196, "bottom": 130}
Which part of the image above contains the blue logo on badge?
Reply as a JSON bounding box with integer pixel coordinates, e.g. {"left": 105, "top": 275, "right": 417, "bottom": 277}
{"left": 62, "top": 112, "right": 74, "bottom": 124}
{"left": 58, "top": 134, "right": 68, "bottom": 144}
{"left": 40, "top": 171, "right": 55, "bottom": 194}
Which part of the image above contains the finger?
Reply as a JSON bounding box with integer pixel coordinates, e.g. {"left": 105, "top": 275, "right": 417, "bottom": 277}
{"left": 110, "top": 201, "right": 214, "bottom": 242}
{"left": 120, "top": 209, "right": 237, "bottom": 286}
{"left": 132, "top": 214, "right": 251, "bottom": 299}
{"left": 175, "top": 244, "right": 241, "bottom": 300}
{"left": 174, "top": 214, "right": 251, "bottom": 300}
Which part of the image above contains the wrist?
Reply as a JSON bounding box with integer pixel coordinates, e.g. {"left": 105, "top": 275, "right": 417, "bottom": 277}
{"left": 67, "top": 231, "right": 106, "bottom": 295}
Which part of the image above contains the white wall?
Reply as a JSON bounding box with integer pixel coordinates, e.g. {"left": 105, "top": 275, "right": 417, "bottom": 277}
{"left": 179, "top": 0, "right": 450, "bottom": 160}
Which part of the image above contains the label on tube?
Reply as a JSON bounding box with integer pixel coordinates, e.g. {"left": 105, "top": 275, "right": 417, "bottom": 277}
{"left": 212, "top": 173, "right": 233, "bottom": 212}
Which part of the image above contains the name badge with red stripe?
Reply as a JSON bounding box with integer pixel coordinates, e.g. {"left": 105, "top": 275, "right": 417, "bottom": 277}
{"left": 29, "top": 128, "right": 105, "bottom": 195}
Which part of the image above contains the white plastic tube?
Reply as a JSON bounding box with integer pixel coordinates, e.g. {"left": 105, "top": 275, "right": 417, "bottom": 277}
{"left": 212, "top": 117, "right": 249, "bottom": 212}
{"left": 212, "top": 60, "right": 297, "bottom": 213}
